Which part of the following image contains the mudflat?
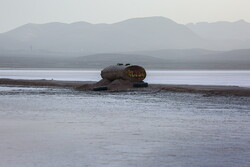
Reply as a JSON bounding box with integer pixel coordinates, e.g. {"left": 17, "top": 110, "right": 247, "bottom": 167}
{"left": 0, "top": 78, "right": 250, "bottom": 97}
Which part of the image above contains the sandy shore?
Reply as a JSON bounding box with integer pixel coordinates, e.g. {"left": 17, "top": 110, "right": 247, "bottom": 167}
{"left": 0, "top": 78, "right": 250, "bottom": 97}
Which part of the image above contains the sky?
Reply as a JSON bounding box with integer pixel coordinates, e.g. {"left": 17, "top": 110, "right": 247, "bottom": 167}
{"left": 0, "top": 0, "right": 250, "bottom": 33}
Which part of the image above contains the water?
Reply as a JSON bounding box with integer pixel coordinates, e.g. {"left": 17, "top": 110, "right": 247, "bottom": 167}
{"left": 1, "top": 69, "right": 250, "bottom": 87}
{"left": 0, "top": 87, "right": 250, "bottom": 167}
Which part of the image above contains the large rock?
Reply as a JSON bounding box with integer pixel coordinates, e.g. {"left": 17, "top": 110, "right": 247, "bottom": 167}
{"left": 107, "top": 79, "right": 133, "bottom": 91}
{"left": 76, "top": 79, "right": 134, "bottom": 91}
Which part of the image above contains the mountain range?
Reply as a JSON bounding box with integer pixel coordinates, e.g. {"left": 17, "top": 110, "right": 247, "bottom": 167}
{"left": 186, "top": 20, "right": 250, "bottom": 41}
{"left": 1, "top": 48, "right": 249, "bottom": 70}
{"left": 0, "top": 16, "right": 250, "bottom": 53}
{"left": 0, "top": 17, "right": 250, "bottom": 70}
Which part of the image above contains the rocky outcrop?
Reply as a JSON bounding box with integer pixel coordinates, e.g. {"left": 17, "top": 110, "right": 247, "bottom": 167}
{"left": 76, "top": 79, "right": 135, "bottom": 91}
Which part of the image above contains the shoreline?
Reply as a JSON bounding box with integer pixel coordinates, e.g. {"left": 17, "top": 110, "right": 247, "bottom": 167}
{"left": 0, "top": 78, "right": 250, "bottom": 97}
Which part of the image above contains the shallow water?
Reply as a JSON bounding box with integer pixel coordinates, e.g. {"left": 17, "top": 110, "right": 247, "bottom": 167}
{"left": 0, "top": 86, "right": 250, "bottom": 167}
{"left": 1, "top": 69, "right": 250, "bottom": 87}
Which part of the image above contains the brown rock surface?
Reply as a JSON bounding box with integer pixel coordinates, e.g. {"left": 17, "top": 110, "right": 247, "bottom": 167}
{"left": 107, "top": 79, "right": 133, "bottom": 91}
{"left": 77, "top": 79, "right": 134, "bottom": 91}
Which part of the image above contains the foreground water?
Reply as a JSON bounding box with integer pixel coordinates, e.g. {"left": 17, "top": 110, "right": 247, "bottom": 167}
{"left": 1, "top": 69, "right": 250, "bottom": 87}
{"left": 0, "top": 86, "right": 250, "bottom": 167}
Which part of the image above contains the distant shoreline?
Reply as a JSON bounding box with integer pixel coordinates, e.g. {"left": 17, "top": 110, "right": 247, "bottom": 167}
{"left": 1, "top": 78, "right": 250, "bottom": 97}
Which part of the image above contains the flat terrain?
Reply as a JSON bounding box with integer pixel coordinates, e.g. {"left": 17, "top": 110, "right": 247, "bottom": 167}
{"left": 1, "top": 78, "right": 250, "bottom": 97}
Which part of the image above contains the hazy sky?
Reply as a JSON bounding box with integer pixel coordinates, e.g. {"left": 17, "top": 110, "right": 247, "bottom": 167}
{"left": 0, "top": 0, "right": 250, "bottom": 33}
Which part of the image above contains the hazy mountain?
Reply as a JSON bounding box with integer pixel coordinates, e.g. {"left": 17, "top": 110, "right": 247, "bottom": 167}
{"left": 0, "top": 17, "right": 250, "bottom": 54}
{"left": 1, "top": 49, "right": 249, "bottom": 70}
{"left": 0, "top": 52, "right": 169, "bottom": 69}
{"left": 0, "top": 17, "right": 210, "bottom": 53}
{"left": 186, "top": 20, "right": 250, "bottom": 41}
{"left": 75, "top": 49, "right": 250, "bottom": 69}
{"left": 74, "top": 53, "right": 170, "bottom": 69}
{"left": 126, "top": 48, "right": 221, "bottom": 60}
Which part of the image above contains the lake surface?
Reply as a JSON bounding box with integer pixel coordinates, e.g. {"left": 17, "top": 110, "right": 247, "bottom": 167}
{"left": 0, "top": 87, "right": 249, "bottom": 167}
{"left": 1, "top": 69, "right": 250, "bottom": 87}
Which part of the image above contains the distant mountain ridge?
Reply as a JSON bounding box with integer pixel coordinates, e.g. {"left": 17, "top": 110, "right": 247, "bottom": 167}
{"left": 1, "top": 48, "right": 250, "bottom": 70}
{"left": 0, "top": 16, "right": 249, "bottom": 53}
{"left": 186, "top": 20, "right": 250, "bottom": 41}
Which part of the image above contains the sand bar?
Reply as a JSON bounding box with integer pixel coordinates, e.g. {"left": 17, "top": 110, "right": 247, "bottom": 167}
{"left": 0, "top": 78, "right": 250, "bottom": 97}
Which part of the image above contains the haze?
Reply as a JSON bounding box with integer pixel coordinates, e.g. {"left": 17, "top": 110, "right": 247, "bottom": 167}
{"left": 1, "top": 0, "right": 250, "bottom": 33}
